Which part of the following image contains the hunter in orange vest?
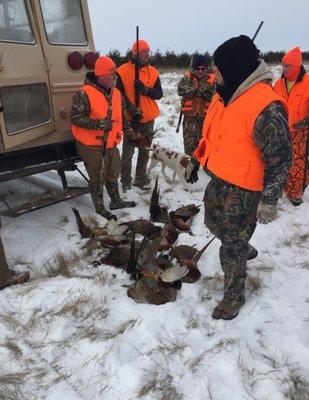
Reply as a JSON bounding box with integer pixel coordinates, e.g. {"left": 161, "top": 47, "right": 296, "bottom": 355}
{"left": 178, "top": 54, "right": 215, "bottom": 156}
{"left": 71, "top": 56, "right": 136, "bottom": 220}
{"left": 274, "top": 47, "right": 309, "bottom": 206}
{"left": 116, "top": 40, "right": 163, "bottom": 190}
{"left": 186, "top": 35, "right": 291, "bottom": 320}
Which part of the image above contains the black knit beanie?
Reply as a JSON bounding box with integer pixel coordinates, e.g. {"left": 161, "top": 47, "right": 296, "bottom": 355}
{"left": 191, "top": 54, "right": 208, "bottom": 70}
{"left": 214, "top": 35, "right": 260, "bottom": 104}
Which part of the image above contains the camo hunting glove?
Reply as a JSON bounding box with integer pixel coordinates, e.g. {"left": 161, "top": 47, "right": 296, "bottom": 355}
{"left": 257, "top": 202, "right": 278, "bottom": 224}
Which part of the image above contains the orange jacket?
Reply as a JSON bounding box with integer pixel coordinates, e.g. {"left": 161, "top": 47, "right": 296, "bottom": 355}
{"left": 117, "top": 61, "right": 160, "bottom": 123}
{"left": 274, "top": 72, "right": 309, "bottom": 130}
{"left": 181, "top": 72, "right": 215, "bottom": 117}
{"left": 72, "top": 85, "right": 123, "bottom": 148}
{"left": 194, "top": 82, "right": 287, "bottom": 191}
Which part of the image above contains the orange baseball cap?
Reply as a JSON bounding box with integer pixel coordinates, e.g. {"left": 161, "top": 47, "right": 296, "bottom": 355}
{"left": 94, "top": 56, "right": 115, "bottom": 76}
{"left": 132, "top": 40, "right": 150, "bottom": 55}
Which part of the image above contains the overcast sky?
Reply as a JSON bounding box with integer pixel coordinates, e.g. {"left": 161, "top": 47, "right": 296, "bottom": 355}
{"left": 88, "top": 0, "right": 309, "bottom": 55}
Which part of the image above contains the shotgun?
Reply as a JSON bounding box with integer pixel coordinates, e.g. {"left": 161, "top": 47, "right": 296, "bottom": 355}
{"left": 134, "top": 25, "right": 140, "bottom": 108}
{"left": 176, "top": 54, "right": 197, "bottom": 133}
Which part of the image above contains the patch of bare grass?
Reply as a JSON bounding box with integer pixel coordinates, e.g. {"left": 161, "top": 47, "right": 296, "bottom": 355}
{"left": 247, "top": 275, "right": 263, "bottom": 294}
{"left": 43, "top": 249, "right": 80, "bottom": 277}
{"left": 0, "top": 338, "right": 23, "bottom": 358}
{"left": 138, "top": 368, "right": 183, "bottom": 400}
{"left": 158, "top": 333, "right": 187, "bottom": 356}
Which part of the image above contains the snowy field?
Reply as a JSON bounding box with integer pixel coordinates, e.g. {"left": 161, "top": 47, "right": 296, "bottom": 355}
{"left": 0, "top": 66, "right": 308, "bottom": 400}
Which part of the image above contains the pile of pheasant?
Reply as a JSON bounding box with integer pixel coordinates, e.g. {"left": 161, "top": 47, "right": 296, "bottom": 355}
{"left": 72, "top": 178, "right": 215, "bottom": 305}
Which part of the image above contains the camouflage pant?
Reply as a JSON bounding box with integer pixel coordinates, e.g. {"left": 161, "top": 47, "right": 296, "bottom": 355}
{"left": 0, "top": 234, "right": 10, "bottom": 281}
{"left": 76, "top": 141, "right": 120, "bottom": 210}
{"left": 182, "top": 115, "right": 204, "bottom": 156}
{"left": 204, "top": 177, "right": 261, "bottom": 301}
{"left": 121, "top": 120, "right": 154, "bottom": 186}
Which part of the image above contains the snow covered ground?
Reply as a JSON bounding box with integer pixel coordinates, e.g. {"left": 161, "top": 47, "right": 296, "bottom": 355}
{"left": 0, "top": 67, "right": 308, "bottom": 400}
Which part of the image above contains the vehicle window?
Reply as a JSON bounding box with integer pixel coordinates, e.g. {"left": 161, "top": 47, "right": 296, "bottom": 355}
{"left": 0, "top": 83, "right": 52, "bottom": 135}
{"left": 40, "top": 0, "right": 87, "bottom": 45}
{"left": 0, "top": 0, "right": 34, "bottom": 44}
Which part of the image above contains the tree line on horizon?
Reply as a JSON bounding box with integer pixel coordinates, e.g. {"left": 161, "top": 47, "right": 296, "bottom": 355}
{"left": 107, "top": 49, "right": 309, "bottom": 69}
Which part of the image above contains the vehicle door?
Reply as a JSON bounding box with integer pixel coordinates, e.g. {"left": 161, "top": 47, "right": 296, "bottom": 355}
{"left": 0, "top": 0, "right": 55, "bottom": 150}
{"left": 33, "top": 0, "right": 96, "bottom": 140}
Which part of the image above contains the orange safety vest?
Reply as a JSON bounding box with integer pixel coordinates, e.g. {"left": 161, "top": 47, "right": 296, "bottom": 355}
{"left": 194, "top": 82, "right": 287, "bottom": 191}
{"left": 117, "top": 61, "right": 160, "bottom": 123}
{"left": 274, "top": 73, "right": 309, "bottom": 129}
{"left": 72, "top": 85, "right": 123, "bottom": 148}
{"left": 181, "top": 72, "right": 215, "bottom": 117}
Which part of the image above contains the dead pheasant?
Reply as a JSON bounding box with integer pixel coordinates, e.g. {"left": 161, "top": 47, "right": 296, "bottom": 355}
{"left": 93, "top": 244, "right": 131, "bottom": 268}
{"left": 157, "top": 223, "right": 179, "bottom": 251}
{"left": 149, "top": 177, "right": 169, "bottom": 223}
{"left": 170, "top": 215, "right": 194, "bottom": 235}
{"left": 97, "top": 235, "right": 130, "bottom": 247}
{"left": 127, "top": 231, "right": 188, "bottom": 283}
{"left": 119, "top": 219, "right": 162, "bottom": 238}
{"left": 72, "top": 207, "right": 94, "bottom": 238}
{"left": 169, "top": 204, "right": 200, "bottom": 222}
{"left": 169, "top": 245, "right": 197, "bottom": 261}
{"left": 169, "top": 237, "right": 216, "bottom": 283}
{"left": 179, "top": 236, "right": 216, "bottom": 269}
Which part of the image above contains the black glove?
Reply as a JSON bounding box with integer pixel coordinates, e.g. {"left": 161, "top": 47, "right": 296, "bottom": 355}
{"left": 130, "top": 105, "right": 143, "bottom": 122}
{"left": 134, "top": 79, "right": 147, "bottom": 94}
{"left": 184, "top": 159, "right": 200, "bottom": 184}
{"left": 99, "top": 118, "right": 112, "bottom": 132}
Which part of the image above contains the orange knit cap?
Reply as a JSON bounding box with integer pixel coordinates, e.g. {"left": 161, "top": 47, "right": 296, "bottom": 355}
{"left": 94, "top": 56, "right": 115, "bottom": 76}
{"left": 132, "top": 40, "right": 150, "bottom": 55}
{"left": 282, "top": 47, "right": 302, "bottom": 66}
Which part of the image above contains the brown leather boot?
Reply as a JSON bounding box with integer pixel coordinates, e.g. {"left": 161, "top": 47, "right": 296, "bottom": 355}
{"left": 0, "top": 270, "right": 30, "bottom": 290}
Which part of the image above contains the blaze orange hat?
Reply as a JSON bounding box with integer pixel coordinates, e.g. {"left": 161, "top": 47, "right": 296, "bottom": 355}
{"left": 94, "top": 56, "right": 115, "bottom": 76}
{"left": 132, "top": 40, "right": 150, "bottom": 55}
{"left": 282, "top": 47, "right": 302, "bottom": 66}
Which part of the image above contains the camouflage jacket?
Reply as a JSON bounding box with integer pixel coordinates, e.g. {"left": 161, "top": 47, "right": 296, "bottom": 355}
{"left": 253, "top": 101, "right": 291, "bottom": 205}
{"left": 70, "top": 72, "right": 133, "bottom": 134}
{"left": 178, "top": 72, "right": 215, "bottom": 102}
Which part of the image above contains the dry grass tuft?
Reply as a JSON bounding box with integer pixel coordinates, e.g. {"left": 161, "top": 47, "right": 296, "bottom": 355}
{"left": 0, "top": 338, "right": 23, "bottom": 358}
{"left": 138, "top": 379, "right": 157, "bottom": 398}
{"left": 0, "top": 371, "right": 28, "bottom": 385}
{"left": 138, "top": 369, "right": 183, "bottom": 400}
{"left": 247, "top": 275, "right": 263, "bottom": 293}
{"left": 0, "top": 385, "right": 27, "bottom": 400}
{"left": 283, "top": 366, "right": 309, "bottom": 400}
{"left": 276, "top": 226, "right": 309, "bottom": 248}
{"left": 72, "top": 318, "right": 137, "bottom": 342}
{"left": 43, "top": 250, "right": 80, "bottom": 277}
{"left": 158, "top": 334, "right": 187, "bottom": 356}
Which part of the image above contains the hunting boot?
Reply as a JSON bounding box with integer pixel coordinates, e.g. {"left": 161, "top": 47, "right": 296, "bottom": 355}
{"left": 0, "top": 270, "right": 30, "bottom": 290}
{"left": 122, "top": 182, "right": 131, "bottom": 193}
{"left": 247, "top": 243, "right": 258, "bottom": 261}
{"left": 90, "top": 184, "right": 117, "bottom": 221}
{"left": 212, "top": 276, "right": 246, "bottom": 320}
{"left": 106, "top": 182, "right": 136, "bottom": 210}
{"left": 132, "top": 177, "right": 151, "bottom": 190}
{"left": 0, "top": 236, "right": 30, "bottom": 290}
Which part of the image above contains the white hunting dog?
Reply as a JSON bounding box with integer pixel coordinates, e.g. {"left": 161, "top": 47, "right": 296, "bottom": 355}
{"left": 146, "top": 144, "right": 195, "bottom": 187}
